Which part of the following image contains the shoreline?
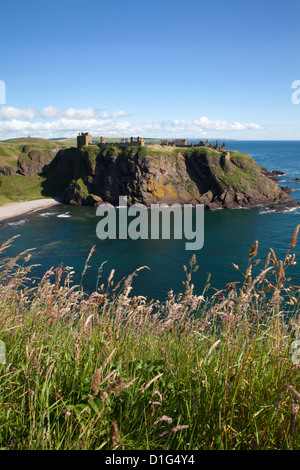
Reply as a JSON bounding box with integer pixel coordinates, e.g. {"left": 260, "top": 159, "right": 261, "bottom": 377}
{"left": 0, "top": 198, "right": 62, "bottom": 223}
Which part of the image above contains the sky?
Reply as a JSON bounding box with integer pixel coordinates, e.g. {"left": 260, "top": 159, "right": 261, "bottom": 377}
{"left": 0, "top": 0, "right": 299, "bottom": 140}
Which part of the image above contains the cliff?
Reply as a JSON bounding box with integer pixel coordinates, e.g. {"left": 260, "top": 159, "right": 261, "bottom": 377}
{"left": 44, "top": 144, "right": 292, "bottom": 210}
{"left": 0, "top": 138, "right": 293, "bottom": 209}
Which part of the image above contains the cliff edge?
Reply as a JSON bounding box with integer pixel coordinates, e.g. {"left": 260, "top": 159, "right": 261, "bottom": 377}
{"left": 0, "top": 139, "right": 292, "bottom": 209}
{"left": 47, "top": 144, "right": 291, "bottom": 210}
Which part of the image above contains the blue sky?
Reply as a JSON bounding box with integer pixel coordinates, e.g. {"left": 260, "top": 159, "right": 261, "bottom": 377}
{"left": 0, "top": 0, "right": 299, "bottom": 140}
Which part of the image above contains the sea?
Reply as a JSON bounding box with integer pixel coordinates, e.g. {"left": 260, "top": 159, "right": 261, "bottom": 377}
{"left": 0, "top": 140, "right": 299, "bottom": 301}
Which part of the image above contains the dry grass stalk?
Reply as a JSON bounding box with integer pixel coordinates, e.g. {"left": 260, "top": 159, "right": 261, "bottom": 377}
{"left": 286, "top": 384, "right": 300, "bottom": 401}
{"left": 107, "top": 269, "right": 115, "bottom": 284}
{"left": 91, "top": 369, "right": 101, "bottom": 396}
{"left": 0, "top": 235, "right": 20, "bottom": 254}
{"left": 154, "top": 416, "right": 173, "bottom": 426}
{"left": 80, "top": 245, "right": 96, "bottom": 284}
{"left": 290, "top": 225, "right": 299, "bottom": 249}
{"left": 264, "top": 252, "right": 271, "bottom": 269}
{"left": 290, "top": 397, "right": 300, "bottom": 438}
{"left": 278, "top": 260, "right": 285, "bottom": 280}
{"left": 140, "top": 373, "right": 164, "bottom": 393}
{"left": 206, "top": 340, "right": 221, "bottom": 359}
{"left": 110, "top": 421, "right": 121, "bottom": 447}
{"left": 286, "top": 385, "right": 300, "bottom": 439}
{"left": 107, "top": 378, "right": 126, "bottom": 395}
{"left": 270, "top": 248, "right": 277, "bottom": 264}
{"left": 99, "top": 369, "right": 117, "bottom": 387}
{"left": 115, "top": 377, "right": 139, "bottom": 395}
{"left": 101, "top": 348, "right": 117, "bottom": 374}
{"left": 248, "top": 241, "right": 258, "bottom": 259}
{"left": 99, "top": 390, "right": 108, "bottom": 401}
{"left": 159, "top": 425, "right": 189, "bottom": 438}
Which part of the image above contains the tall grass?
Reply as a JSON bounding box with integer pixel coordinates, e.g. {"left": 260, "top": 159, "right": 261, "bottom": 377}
{"left": 0, "top": 228, "right": 299, "bottom": 450}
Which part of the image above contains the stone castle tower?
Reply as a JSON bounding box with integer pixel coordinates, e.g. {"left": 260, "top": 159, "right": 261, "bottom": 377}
{"left": 77, "top": 132, "right": 92, "bottom": 148}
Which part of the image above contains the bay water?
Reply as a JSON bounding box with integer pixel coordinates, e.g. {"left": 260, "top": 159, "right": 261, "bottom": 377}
{"left": 0, "top": 140, "right": 299, "bottom": 301}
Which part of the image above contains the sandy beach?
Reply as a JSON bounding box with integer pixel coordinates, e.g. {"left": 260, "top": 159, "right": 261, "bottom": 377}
{"left": 0, "top": 198, "right": 62, "bottom": 223}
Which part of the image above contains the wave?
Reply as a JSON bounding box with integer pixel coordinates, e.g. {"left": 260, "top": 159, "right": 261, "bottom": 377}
{"left": 6, "top": 219, "right": 28, "bottom": 226}
{"left": 259, "top": 209, "right": 276, "bottom": 215}
{"left": 284, "top": 206, "right": 300, "bottom": 213}
{"left": 40, "top": 211, "right": 58, "bottom": 217}
{"left": 57, "top": 212, "right": 71, "bottom": 218}
{"left": 259, "top": 207, "right": 300, "bottom": 215}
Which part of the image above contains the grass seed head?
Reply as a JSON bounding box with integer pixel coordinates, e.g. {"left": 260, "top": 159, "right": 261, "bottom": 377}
{"left": 290, "top": 225, "right": 299, "bottom": 249}
{"left": 107, "top": 378, "right": 126, "bottom": 395}
{"left": 91, "top": 369, "right": 101, "bottom": 396}
{"left": 110, "top": 421, "right": 121, "bottom": 447}
{"left": 248, "top": 241, "right": 258, "bottom": 259}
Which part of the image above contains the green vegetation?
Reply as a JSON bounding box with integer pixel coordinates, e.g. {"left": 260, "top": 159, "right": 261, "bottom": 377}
{"left": 0, "top": 138, "right": 69, "bottom": 205}
{"left": 0, "top": 174, "right": 46, "bottom": 205}
{"left": 0, "top": 228, "right": 299, "bottom": 450}
{"left": 211, "top": 161, "right": 260, "bottom": 193}
{"left": 182, "top": 146, "right": 222, "bottom": 158}
{"left": 138, "top": 145, "right": 181, "bottom": 157}
{"left": 0, "top": 138, "right": 68, "bottom": 167}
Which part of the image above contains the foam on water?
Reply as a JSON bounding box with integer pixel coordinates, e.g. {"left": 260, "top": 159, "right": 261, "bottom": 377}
{"left": 259, "top": 207, "right": 300, "bottom": 215}
{"left": 259, "top": 209, "right": 276, "bottom": 215}
{"left": 40, "top": 211, "right": 58, "bottom": 217}
{"left": 6, "top": 219, "right": 28, "bottom": 226}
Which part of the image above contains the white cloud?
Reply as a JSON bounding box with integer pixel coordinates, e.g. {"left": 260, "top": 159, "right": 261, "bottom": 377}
{"left": 41, "top": 106, "right": 98, "bottom": 120}
{"left": 41, "top": 106, "right": 62, "bottom": 119}
{"left": 0, "top": 106, "right": 264, "bottom": 140}
{"left": 100, "top": 109, "right": 130, "bottom": 119}
{"left": 0, "top": 106, "right": 35, "bottom": 120}
{"left": 64, "top": 108, "right": 98, "bottom": 120}
{"left": 168, "top": 117, "right": 263, "bottom": 132}
{"left": 40, "top": 106, "right": 130, "bottom": 121}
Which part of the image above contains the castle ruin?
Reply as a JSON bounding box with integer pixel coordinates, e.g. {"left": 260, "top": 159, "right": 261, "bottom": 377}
{"left": 78, "top": 134, "right": 144, "bottom": 149}
{"left": 77, "top": 132, "right": 92, "bottom": 148}
{"left": 160, "top": 138, "right": 226, "bottom": 151}
{"left": 77, "top": 132, "right": 225, "bottom": 151}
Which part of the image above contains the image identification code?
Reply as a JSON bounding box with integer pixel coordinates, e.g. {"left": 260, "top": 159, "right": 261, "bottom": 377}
{"left": 105, "top": 454, "right": 195, "bottom": 466}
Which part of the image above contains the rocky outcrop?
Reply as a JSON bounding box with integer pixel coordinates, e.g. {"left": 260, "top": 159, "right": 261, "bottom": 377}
{"left": 260, "top": 167, "right": 287, "bottom": 182}
{"left": 263, "top": 201, "right": 300, "bottom": 213}
{"left": 279, "top": 186, "right": 295, "bottom": 193}
{"left": 47, "top": 145, "right": 292, "bottom": 210}
{"left": 0, "top": 165, "right": 16, "bottom": 175}
{"left": 17, "top": 149, "right": 58, "bottom": 176}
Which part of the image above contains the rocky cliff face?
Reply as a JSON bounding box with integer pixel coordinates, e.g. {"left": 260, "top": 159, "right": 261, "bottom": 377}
{"left": 45, "top": 145, "right": 291, "bottom": 210}
{"left": 17, "top": 148, "right": 57, "bottom": 176}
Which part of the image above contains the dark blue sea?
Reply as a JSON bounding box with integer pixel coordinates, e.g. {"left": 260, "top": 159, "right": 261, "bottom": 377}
{"left": 0, "top": 140, "right": 299, "bottom": 300}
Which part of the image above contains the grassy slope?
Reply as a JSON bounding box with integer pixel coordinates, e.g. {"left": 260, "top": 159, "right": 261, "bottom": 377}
{"left": 0, "top": 174, "right": 47, "bottom": 205}
{"left": 0, "top": 138, "right": 69, "bottom": 205}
